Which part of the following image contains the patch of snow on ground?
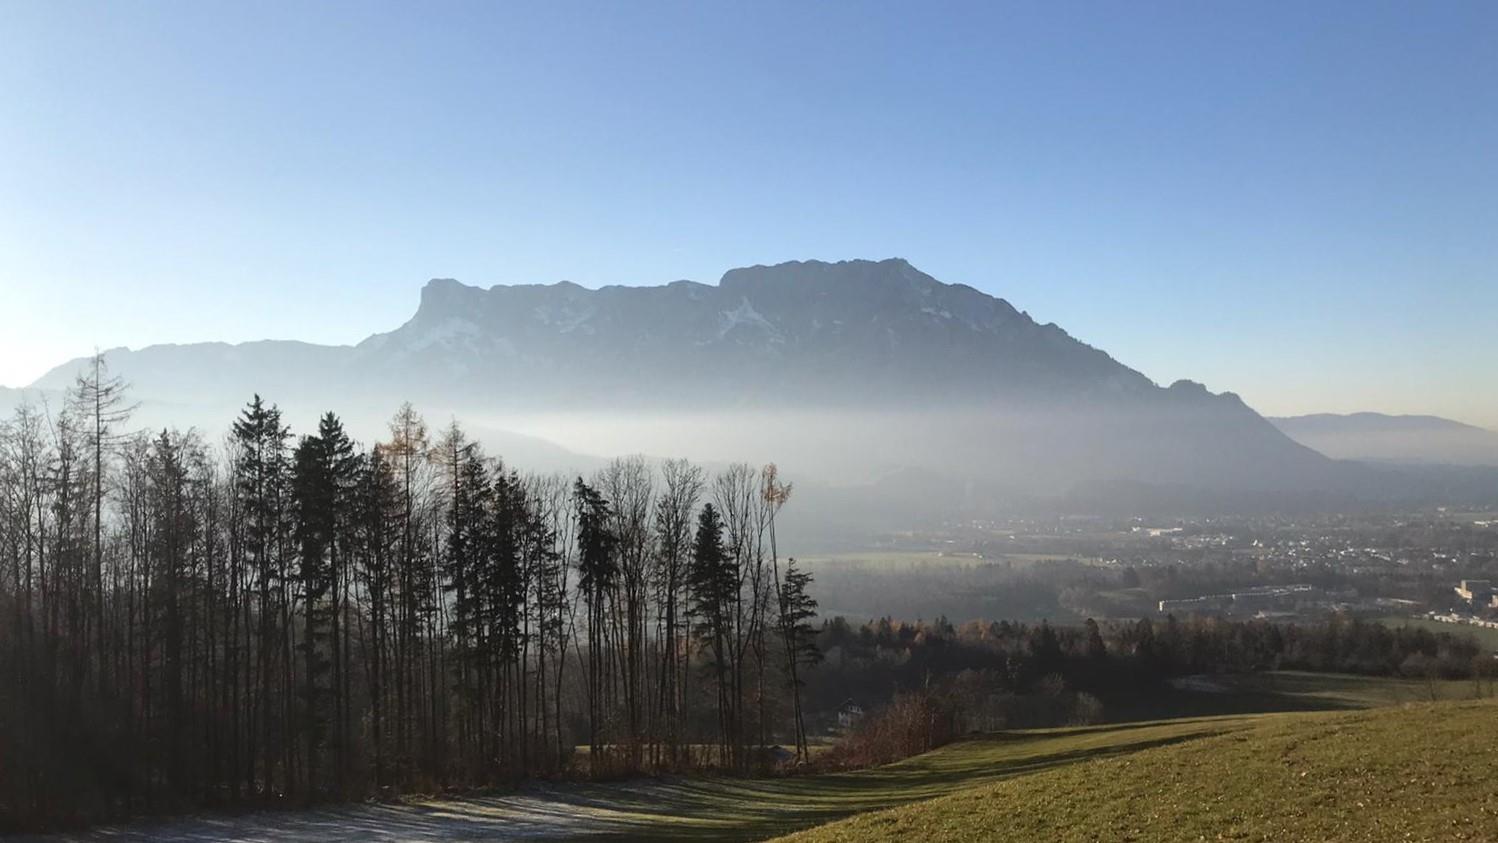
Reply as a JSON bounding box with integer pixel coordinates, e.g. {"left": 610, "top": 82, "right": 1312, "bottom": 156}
{"left": 1169, "top": 675, "right": 1229, "bottom": 694}
{"left": 22, "top": 779, "right": 713, "bottom": 842}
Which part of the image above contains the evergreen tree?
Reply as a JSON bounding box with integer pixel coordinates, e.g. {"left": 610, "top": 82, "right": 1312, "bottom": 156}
{"left": 573, "top": 478, "right": 616, "bottom": 763}
{"left": 688, "top": 503, "right": 732, "bottom": 761}
{"left": 290, "top": 412, "right": 355, "bottom": 795}
{"left": 776, "top": 557, "right": 820, "bottom": 761}
{"left": 231, "top": 395, "right": 292, "bottom": 795}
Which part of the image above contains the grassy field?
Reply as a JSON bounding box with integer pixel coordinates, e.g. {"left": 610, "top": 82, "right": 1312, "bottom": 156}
{"left": 796, "top": 550, "right": 1087, "bottom": 572}
{"left": 1376, "top": 614, "right": 1498, "bottom": 651}
{"left": 1210, "top": 669, "right": 1485, "bottom": 706}
{"left": 598, "top": 671, "right": 1488, "bottom": 841}
{"left": 795, "top": 550, "right": 992, "bottom": 568}
{"left": 774, "top": 699, "right": 1498, "bottom": 843}
{"left": 596, "top": 715, "right": 1262, "bottom": 841}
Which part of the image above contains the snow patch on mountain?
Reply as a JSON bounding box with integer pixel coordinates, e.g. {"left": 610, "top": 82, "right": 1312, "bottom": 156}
{"left": 531, "top": 304, "right": 594, "bottom": 333}
{"left": 405, "top": 316, "right": 482, "bottom": 353}
{"left": 717, "top": 297, "right": 780, "bottom": 342}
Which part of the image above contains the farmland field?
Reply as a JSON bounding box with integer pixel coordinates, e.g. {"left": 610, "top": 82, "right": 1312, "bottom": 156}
{"left": 1375, "top": 614, "right": 1498, "bottom": 651}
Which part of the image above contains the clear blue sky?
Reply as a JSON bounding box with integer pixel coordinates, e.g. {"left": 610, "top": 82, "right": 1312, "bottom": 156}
{"left": 3, "top": 2, "right": 1496, "bottom": 424}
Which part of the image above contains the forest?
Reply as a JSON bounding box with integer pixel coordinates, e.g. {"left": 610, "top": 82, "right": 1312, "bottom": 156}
{"left": 0, "top": 358, "right": 819, "bottom": 829}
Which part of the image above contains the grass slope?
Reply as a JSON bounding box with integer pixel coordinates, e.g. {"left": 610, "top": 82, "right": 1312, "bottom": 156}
{"left": 775, "top": 700, "right": 1498, "bottom": 843}
{"left": 596, "top": 716, "right": 1258, "bottom": 841}
{"left": 613, "top": 672, "right": 1482, "bottom": 840}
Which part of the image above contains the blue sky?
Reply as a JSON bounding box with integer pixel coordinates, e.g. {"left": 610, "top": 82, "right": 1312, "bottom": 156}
{"left": 2, "top": 2, "right": 1496, "bottom": 424}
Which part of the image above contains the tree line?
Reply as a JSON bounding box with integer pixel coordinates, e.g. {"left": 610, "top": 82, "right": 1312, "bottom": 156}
{"left": 807, "top": 611, "right": 1493, "bottom": 768}
{"left": 0, "top": 359, "right": 819, "bottom": 830}
{"left": 805, "top": 612, "right": 1490, "bottom": 731}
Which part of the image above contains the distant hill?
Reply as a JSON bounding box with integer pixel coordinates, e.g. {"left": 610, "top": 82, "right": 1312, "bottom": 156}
{"left": 1273, "top": 412, "right": 1498, "bottom": 467}
{"left": 0, "top": 386, "right": 62, "bottom": 420}
{"left": 22, "top": 258, "right": 1494, "bottom": 522}
{"left": 778, "top": 699, "right": 1498, "bottom": 843}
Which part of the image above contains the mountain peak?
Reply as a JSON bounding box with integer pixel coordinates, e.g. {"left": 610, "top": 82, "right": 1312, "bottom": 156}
{"left": 418, "top": 277, "right": 478, "bottom": 313}
{"left": 718, "top": 257, "right": 929, "bottom": 292}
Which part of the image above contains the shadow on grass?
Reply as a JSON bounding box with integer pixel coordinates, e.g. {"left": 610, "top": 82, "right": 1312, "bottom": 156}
{"left": 1099, "top": 670, "right": 1454, "bottom": 724}
{"left": 589, "top": 728, "right": 1234, "bottom": 842}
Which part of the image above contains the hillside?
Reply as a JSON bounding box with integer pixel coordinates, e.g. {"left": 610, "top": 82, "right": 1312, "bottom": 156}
{"left": 1274, "top": 412, "right": 1498, "bottom": 467}
{"left": 777, "top": 698, "right": 1498, "bottom": 843}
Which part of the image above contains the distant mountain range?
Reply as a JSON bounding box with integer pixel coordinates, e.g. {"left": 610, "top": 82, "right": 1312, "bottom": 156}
{"left": 12, "top": 258, "right": 1497, "bottom": 527}
{"left": 1272, "top": 413, "right": 1498, "bottom": 467}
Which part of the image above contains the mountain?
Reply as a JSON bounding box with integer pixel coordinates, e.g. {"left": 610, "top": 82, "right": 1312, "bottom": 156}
{"left": 29, "top": 258, "right": 1174, "bottom": 407}
{"left": 0, "top": 385, "right": 62, "bottom": 421}
{"left": 349, "top": 259, "right": 1159, "bottom": 408}
{"left": 1272, "top": 413, "right": 1498, "bottom": 467}
{"left": 24, "top": 258, "right": 1441, "bottom": 519}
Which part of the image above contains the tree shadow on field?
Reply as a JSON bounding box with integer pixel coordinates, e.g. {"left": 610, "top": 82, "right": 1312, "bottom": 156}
{"left": 54, "top": 677, "right": 1399, "bottom": 843}
{"left": 36, "top": 724, "right": 1227, "bottom": 843}
{"left": 592, "top": 727, "right": 1233, "bottom": 842}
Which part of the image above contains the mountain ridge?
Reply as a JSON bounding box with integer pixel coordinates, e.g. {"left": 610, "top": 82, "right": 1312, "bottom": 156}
{"left": 1272, "top": 411, "right": 1494, "bottom": 434}
{"left": 20, "top": 258, "right": 1391, "bottom": 514}
{"left": 30, "top": 259, "right": 1159, "bottom": 399}
{"left": 1272, "top": 412, "right": 1498, "bottom": 467}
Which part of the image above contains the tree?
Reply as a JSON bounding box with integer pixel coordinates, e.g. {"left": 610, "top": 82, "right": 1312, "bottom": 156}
{"left": 653, "top": 458, "right": 702, "bottom": 765}
{"left": 231, "top": 395, "right": 292, "bottom": 795}
{"left": 776, "top": 557, "right": 819, "bottom": 762}
{"left": 573, "top": 477, "right": 616, "bottom": 765}
{"left": 144, "top": 428, "right": 203, "bottom": 793}
{"left": 439, "top": 434, "right": 489, "bottom": 779}
{"left": 67, "top": 352, "right": 134, "bottom": 698}
{"left": 356, "top": 444, "right": 401, "bottom": 788}
{"left": 688, "top": 502, "right": 732, "bottom": 762}
{"left": 598, "top": 457, "right": 653, "bottom": 768}
{"left": 0, "top": 392, "right": 845, "bottom": 827}
{"left": 290, "top": 413, "right": 356, "bottom": 796}
{"left": 384, "top": 403, "right": 430, "bottom": 782}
